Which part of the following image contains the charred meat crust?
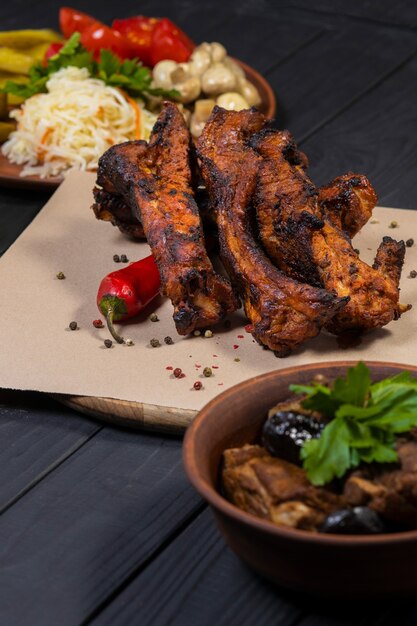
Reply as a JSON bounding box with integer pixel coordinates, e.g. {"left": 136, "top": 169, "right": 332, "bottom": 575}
{"left": 318, "top": 172, "right": 378, "bottom": 238}
{"left": 251, "top": 128, "right": 410, "bottom": 334}
{"left": 94, "top": 102, "right": 238, "bottom": 334}
{"left": 92, "top": 187, "right": 146, "bottom": 239}
{"left": 197, "top": 107, "right": 347, "bottom": 356}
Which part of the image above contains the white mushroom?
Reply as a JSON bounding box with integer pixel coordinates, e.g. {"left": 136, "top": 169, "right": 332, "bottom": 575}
{"left": 201, "top": 63, "right": 237, "bottom": 96}
{"left": 223, "top": 56, "right": 245, "bottom": 79}
{"left": 188, "top": 47, "right": 212, "bottom": 76}
{"left": 216, "top": 92, "right": 250, "bottom": 111}
{"left": 237, "top": 76, "right": 261, "bottom": 107}
{"left": 152, "top": 60, "right": 178, "bottom": 89}
{"left": 190, "top": 98, "right": 216, "bottom": 138}
{"left": 210, "top": 42, "right": 227, "bottom": 63}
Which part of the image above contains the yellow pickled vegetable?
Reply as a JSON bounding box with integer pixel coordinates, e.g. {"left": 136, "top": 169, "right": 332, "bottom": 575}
{"left": 26, "top": 42, "right": 52, "bottom": 62}
{"left": 0, "top": 30, "right": 61, "bottom": 48}
{"left": 0, "top": 120, "right": 16, "bottom": 142}
{"left": 0, "top": 92, "right": 7, "bottom": 119}
{"left": 0, "top": 73, "right": 28, "bottom": 105}
{"left": 0, "top": 48, "right": 33, "bottom": 75}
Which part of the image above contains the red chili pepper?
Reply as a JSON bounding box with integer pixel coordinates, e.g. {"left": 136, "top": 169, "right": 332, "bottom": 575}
{"left": 97, "top": 254, "right": 160, "bottom": 343}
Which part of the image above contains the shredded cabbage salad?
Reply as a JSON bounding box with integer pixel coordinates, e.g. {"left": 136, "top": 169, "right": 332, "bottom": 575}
{"left": 2, "top": 66, "right": 157, "bottom": 178}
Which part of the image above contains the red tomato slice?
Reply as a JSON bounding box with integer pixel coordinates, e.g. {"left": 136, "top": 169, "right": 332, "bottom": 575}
{"left": 112, "top": 16, "right": 159, "bottom": 67}
{"left": 80, "top": 22, "right": 132, "bottom": 60}
{"left": 59, "top": 7, "right": 96, "bottom": 39}
{"left": 150, "top": 18, "right": 195, "bottom": 67}
{"left": 43, "top": 42, "right": 64, "bottom": 64}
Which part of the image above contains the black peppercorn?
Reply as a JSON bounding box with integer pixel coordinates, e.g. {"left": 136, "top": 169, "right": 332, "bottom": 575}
{"left": 406, "top": 239, "right": 414, "bottom": 247}
{"left": 164, "top": 336, "right": 174, "bottom": 345}
{"left": 69, "top": 321, "right": 77, "bottom": 330}
{"left": 113, "top": 254, "right": 120, "bottom": 262}
{"left": 104, "top": 339, "right": 112, "bottom": 348}
{"left": 120, "top": 254, "right": 128, "bottom": 263}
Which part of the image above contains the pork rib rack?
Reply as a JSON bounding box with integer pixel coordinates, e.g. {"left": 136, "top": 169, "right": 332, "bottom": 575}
{"left": 95, "top": 102, "right": 238, "bottom": 334}
{"left": 251, "top": 128, "right": 410, "bottom": 333}
{"left": 197, "top": 107, "right": 348, "bottom": 356}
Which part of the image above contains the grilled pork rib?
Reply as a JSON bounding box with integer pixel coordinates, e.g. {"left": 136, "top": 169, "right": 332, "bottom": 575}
{"left": 95, "top": 102, "right": 238, "bottom": 334}
{"left": 318, "top": 173, "right": 377, "bottom": 238}
{"left": 197, "top": 107, "right": 347, "bottom": 356}
{"left": 251, "top": 128, "right": 410, "bottom": 333}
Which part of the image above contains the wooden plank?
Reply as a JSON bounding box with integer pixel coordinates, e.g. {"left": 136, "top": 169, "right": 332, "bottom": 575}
{"left": 89, "top": 510, "right": 417, "bottom": 626}
{"left": 0, "top": 426, "right": 203, "bottom": 626}
{"left": 265, "top": 21, "right": 417, "bottom": 140}
{"left": 0, "top": 191, "right": 49, "bottom": 256}
{"left": 88, "top": 510, "right": 304, "bottom": 626}
{"left": 299, "top": 53, "right": 417, "bottom": 209}
{"left": 0, "top": 390, "right": 100, "bottom": 511}
{"left": 196, "top": 14, "right": 324, "bottom": 74}
{"left": 283, "top": 0, "right": 417, "bottom": 29}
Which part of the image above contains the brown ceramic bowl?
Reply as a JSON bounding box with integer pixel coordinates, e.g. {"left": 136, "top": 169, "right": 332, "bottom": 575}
{"left": 183, "top": 360, "right": 417, "bottom": 598}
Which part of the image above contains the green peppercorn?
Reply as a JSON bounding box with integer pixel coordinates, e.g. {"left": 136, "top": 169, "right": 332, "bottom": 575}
{"left": 389, "top": 220, "right": 398, "bottom": 228}
{"left": 164, "top": 336, "right": 174, "bottom": 345}
{"left": 69, "top": 321, "right": 77, "bottom": 330}
{"left": 104, "top": 339, "right": 112, "bottom": 348}
{"left": 234, "top": 357, "right": 240, "bottom": 362}
{"left": 149, "top": 313, "right": 159, "bottom": 322}
{"left": 113, "top": 254, "right": 120, "bottom": 262}
{"left": 150, "top": 338, "right": 161, "bottom": 347}
{"left": 56, "top": 271, "right": 65, "bottom": 280}
{"left": 203, "top": 367, "right": 212, "bottom": 377}
{"left": 204, "top": 330, "right": 213, "bottom": 338}
{"left": 406, "top": 238, "right": 414, "bottom": 247}
{"left": 120, "top": 254, "right": 128, "bottom": 263}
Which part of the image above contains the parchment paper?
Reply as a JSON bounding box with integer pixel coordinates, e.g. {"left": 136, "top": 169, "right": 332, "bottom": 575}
{"left": 0, "top": 171, "right": 416, "bottom": 411}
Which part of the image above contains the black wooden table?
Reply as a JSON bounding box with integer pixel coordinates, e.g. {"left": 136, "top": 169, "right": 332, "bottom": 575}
{"left": 1, "top": 1, "right": 417, "bottom": 624}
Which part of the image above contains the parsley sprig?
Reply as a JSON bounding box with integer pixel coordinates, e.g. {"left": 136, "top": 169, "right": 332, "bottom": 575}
{"left": 290, "top": 362, "right": 417, "bottom": 486}
{"left": 2, "top": 33, "right": 178, "bottom": 100}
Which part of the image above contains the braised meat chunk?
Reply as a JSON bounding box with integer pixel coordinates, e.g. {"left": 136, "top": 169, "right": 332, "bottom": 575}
{"left": 223, "top": 444, "right": 344, "bottom": 530}
{"left": 197, "top": 107, "right": 347, "bottom": 355}
{"left": 251, "top": 128, "right": 410, "bottom": 333}
{"left": 95, "top": 102, "right": 238, "bottom": 334}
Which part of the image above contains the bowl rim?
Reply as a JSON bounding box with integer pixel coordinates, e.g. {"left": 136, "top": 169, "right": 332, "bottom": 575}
{"left": 183, "top": 359, "right": 417, "bottom": 546}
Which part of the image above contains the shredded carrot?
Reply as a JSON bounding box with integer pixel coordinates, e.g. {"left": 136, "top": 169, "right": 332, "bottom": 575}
{"left": 119, "top": 89, "right": 142, "bottom": 139}
{"left": 37, "top": 127, "right": 54, "bottom": 161}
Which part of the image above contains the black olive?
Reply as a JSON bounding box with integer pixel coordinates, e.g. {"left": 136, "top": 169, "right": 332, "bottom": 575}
{"left": 262, "top": 411, "right": 324, "bottom": 465}
{"left": 320, "top": 507, "right": 386, "bottom": 535}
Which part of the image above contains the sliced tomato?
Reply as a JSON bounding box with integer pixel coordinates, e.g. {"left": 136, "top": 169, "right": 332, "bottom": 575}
{"left": 150, "top": 18, "right": 195, "bottom": 67}
{"left": 59, "top": 7, "right": 96, "bottom": 39}
{"left": 112, "top": 16, "right": 159, "bottom": 67}
{"left": 80, "top": 22, "right": 132, "bottom": 60}
{"left": 43, "top": 42, "right": 64, "bottom": 65}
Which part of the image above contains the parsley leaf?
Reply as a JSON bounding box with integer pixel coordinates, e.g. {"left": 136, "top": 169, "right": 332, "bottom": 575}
{"left": 291, "top": 362, "right": 417, "bottom": 486}
{"left": 1, "top": 32, "right": 177, "bottom": 101}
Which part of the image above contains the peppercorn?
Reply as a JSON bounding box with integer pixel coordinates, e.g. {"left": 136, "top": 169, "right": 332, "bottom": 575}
{"left": 193, "top": 381, "right": 203, "bottom": 390}
{"left": 56, "top": 271, "right": 65, "bottom": 280}
{"left": 234, "top": 357, "right": 240, "bottom": 362}
{"left": 204, "top": 330, "right": 213, "bottom": 338}
{"left": 174, "top": 367, "right": 182, "bottom": 378}
{"left": 150, "top": 338, "right": 161, "bottom": 347}
{"left": 203, "top": 367, "right": 212, "bottom": 377}
{"left": 410, "top": 270, "right": 417, "bottom": 278}
{"left": 406, "top": 238, "right": 414, "bottom": 247}
{"left": 149, "top": 313, "right": 159, "bottom": 322}
{"left": 389, "top": 220, "right": 398, "bottom": 228}
{"left": 125, "top": 339, "right": 134, "bottom": 346}
{"left": 120, "top": 254, "right": 128, "bottom": 263}
{"left": 104, "top": 339, "right": 112, "bottom": 348}
{"left": 164, "top": 336, "right": 174, "bottom": 345}
{"left": 69, "top": 321, "right": 77, "bottom": 330}
{"left": 113, "top": 254, "right": 120, "bottom": 262}
{"left": 370, "top": 219, "right": 379, "bottom": 224}
{"left": 354, "top": 248, "right": 360, "bottom": 255}
{"left": 93, "top": 319, "right": 104, "bottom": 328}
{"left": 193, "top": 330, "right": 201, "bottom": 336}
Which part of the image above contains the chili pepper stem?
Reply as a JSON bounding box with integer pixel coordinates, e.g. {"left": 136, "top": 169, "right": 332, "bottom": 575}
{"left": 106, "top": 308, "right": 125, "bottom": 344}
